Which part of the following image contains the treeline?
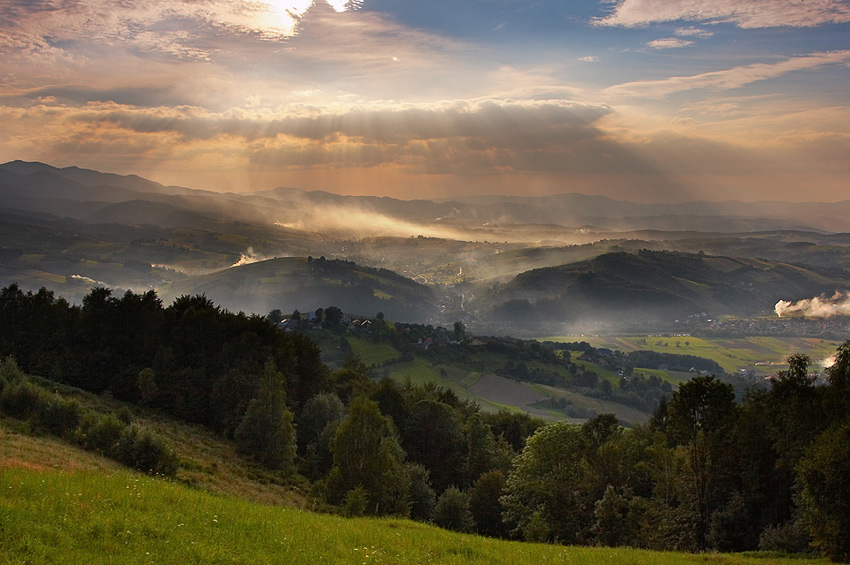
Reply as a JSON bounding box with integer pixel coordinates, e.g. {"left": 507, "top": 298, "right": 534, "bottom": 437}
{"left": 0, "top": 284, "right": 326, "bottom": 436}
{"left": 549, "top": 340, "right": 724, "bottom": 374}
{"left": 3, "top": 284, "right": 849, "bottom": 561}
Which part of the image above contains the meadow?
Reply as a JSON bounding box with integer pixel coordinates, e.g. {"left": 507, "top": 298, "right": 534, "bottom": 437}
{"left": 0, "top": 457, "right": 830, "bottom": 565}
{"left": 542, "top": 335, "right": 841, "bottom": 375}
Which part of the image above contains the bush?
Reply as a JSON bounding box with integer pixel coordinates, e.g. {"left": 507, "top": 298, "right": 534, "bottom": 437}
{"left": 758, "top": 520, "right": 811, "bottom": 554}
{"left": 0, "top": 381, "right": 46, "bottom": 420}
{"left": 117, "top": 425, "right": 179, "bottom": 476}
{"left": 343, "top": 485, "right": 369, "bottom": 517}
{"left": 40, "top": 396, "right": 83, "bottom": 438}
{"left": 0, "top": 357, "right": 25, "bottom": 386}
{"left": 80, "top": 413, "right": 125, "bottom": 455}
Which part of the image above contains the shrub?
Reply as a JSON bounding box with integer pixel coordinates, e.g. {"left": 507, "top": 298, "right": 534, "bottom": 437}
{"left": 758, "top": 520, "right": 811, "bottom": 554}
{"left": 117, "top": 425, "right": 179, "bottom": 476}
{"left": 343, "top": 486, "right": 369, "bottom": 517}
{"left": 40, "top": 396, "right": 83, "bottom": 438}
{"left": 80, "top": 413, "right": 125, "bottom": 455}
{"left": 0, "top": 357, "right": 25, "bottom": 386}
{"left": 0, "top": 381, "right": 46, "bottom": 420}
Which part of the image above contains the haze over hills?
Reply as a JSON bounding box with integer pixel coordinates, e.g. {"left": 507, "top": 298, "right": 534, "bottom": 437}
{"left": 476, "top": 250, "right": 850, "bottom": 329}
{"left": 2, "top": 160, "right": 850, "bottom": 332}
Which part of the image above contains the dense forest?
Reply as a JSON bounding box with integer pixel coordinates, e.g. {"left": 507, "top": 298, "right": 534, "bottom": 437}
{"left": 1, "top": 284, "right": 849, "bottom": 561}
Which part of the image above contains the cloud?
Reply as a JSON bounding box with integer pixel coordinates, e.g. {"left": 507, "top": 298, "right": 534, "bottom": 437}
{"left": 646, "top": 38, "right": 694, "bottom": 49}
{"left": 62, "top": 98, "right": 611, "bottom": 145}
{"left": 578, "top": 56, "right": 599, "bottom": 63}
{"left": 674, "top": 26, "right": 714, "bottom": 38}
{"left": 604, "top": 50, "right": 850, "bottom": 98}
{"left": 0, "top": 96, "right": 623, "bottom": 174}
{"left": 595, "top": 0, "right": 850, "bottom": 29}
{"left": 0, "top": 0, "right": 479, "bottom": 106}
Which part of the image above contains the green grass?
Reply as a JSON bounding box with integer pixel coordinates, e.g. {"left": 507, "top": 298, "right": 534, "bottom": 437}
{"left": 382, "top": 358, "right": 508, "bottom": 413}
{"left": 0, "top": 464, "right": 829, "bottom": 565}
{"left": 543, "top": 336, "right": 842, "bottom": 375}
{"left": 348, "top": 337, "right": 401, "bottom": 366}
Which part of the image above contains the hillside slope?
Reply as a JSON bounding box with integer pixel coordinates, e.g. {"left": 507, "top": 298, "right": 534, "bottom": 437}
{"left": 478, "top": 250, "right": 850, "bottom": 325}
{"left": 160, "top": 256, "right": 436, "bottom": 322}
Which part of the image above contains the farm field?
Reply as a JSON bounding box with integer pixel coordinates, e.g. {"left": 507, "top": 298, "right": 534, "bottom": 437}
{"left": 542, "top": 335, "right": 843, "bottom": 375}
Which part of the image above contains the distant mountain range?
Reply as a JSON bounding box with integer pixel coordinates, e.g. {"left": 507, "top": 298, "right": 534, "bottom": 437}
{"left": 2, "top": 160, "right": 849, "bottom": 329}
{"left": 4, "top": 160, "right": 850, "bottom": 234}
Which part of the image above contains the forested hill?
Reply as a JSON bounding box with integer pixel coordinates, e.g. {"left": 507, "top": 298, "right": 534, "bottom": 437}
{"left": 159, "top": 256, "right": 436, "bottom": 323}
{"left": 479, "top": 250, "right": 850, "bottom": 325}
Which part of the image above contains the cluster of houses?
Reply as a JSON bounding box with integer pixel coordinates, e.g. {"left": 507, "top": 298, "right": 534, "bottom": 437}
{"left": 277, "top": 311, "right": 373, "bottom": 333}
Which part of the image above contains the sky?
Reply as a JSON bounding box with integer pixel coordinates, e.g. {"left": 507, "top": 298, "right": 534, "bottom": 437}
{"left": 0, "top": 0, "right": 848, "bottom": 203}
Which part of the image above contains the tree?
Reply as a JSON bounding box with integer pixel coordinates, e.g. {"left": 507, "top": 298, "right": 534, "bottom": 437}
{"left": 453, "top": 321, "right": 467, "bottom": 342}
{"left": 666, "top": 376, "right": 738, "bottom": 549}
{"left": 406, "top": 463, "right": 437, "bottom": 521}
{"left": 402, "top": 399, "right": 466, "bottom": 493}
{"left": 798, "top": 421, "right": 850, "bottom": 562}
{"left": 234, "top": 361, "right": 296, "bottom": 472}
{"left": 296, "top": 392, "right": 345, "bottom": 480}
{"left": 434, "top": 487, "right": 475, "bottom": 533}
{"left": 267, "top": 309, "right": 284, "bottom": 325}
{"left": 501, "top": 421, "right": 589, "bottom": 543}
{"left": 327, "top": 396, "right": 409, "bottom": 516}
{"left": 329, "top": 355, "right": 374, "bottom": 403}
{"left": 464, "top": 413, "right": 513, "bottom": 485}
{"left": 136, "top": 368, "right": 158, "bottom": 403}
{"left": 469, "top": 470, "right": 508, "bottom": 538}
{"left": 592, "top": 485, "right": 631, "bottom": 547}
{"left": 324, "top": 306, "right": 343, "bottom": 326}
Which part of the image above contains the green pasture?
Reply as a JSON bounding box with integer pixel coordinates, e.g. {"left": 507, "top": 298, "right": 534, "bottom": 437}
{"left": 544, "top": 335, "right": 843, "bottom": 374}
{"left": 347, "top": 337, "right": 401, "bottom": 366}
{"left": 382, "top": 358, "right": 510, "bottom": 413}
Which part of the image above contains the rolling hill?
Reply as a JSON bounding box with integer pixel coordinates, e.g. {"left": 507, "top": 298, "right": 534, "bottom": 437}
{"left": 477, "top": 250, "right": 850, "bottom": 327}
{"left": 160, "top": 256, "right": 436, "bottom": 322}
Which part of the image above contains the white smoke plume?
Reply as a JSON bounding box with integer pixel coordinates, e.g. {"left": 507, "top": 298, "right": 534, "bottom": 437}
{"left": 70, "top": 274, "right": 107, "bottom": 286}
{"left": 775, "top": 291, "right": 850, "bottom": 318}
{"left": 230, "top": 247, "right": 277, "bottom": 268}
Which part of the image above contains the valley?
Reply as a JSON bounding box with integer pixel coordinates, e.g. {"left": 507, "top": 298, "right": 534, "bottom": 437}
{"left": 3, "top": 161, "right": 850, "bottom": 560}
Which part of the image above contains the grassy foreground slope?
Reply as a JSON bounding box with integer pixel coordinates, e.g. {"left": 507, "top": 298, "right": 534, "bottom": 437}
{"left": 0, "top": 420, "right": 828, "bottom": 565}
{"left": 0, "top": 460, "right": 829, "bottom": 565}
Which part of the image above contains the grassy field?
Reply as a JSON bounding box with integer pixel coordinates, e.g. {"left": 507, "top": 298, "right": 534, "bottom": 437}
{"left": 348, "top": 337, "right": 401, "bottom": 366}
{"left": 0, "top": 460, "right": 830, "bottom": 565}
{"left": 543, "top": 335, "right": 843, "bottom": 375}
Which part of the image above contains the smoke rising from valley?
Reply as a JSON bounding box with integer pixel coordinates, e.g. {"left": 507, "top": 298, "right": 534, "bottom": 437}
{"left": 775, "top": 291, "right": 850, "bottom": 318}
{"left": 230, "top": 247, "right": 282, "bottom": 268}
